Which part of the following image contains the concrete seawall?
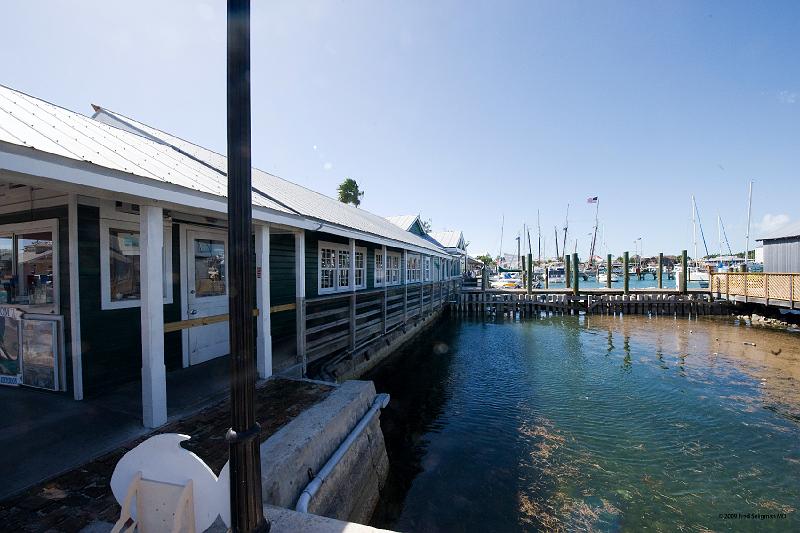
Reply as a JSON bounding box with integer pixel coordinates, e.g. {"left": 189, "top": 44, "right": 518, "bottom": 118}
{"left": 260, "top": 380, "right": 390, "bottom": 524}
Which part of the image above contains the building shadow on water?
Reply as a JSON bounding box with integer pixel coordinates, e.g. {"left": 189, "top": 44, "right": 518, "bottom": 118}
{"left": 364, "top": 317, "right": 461, "bottom": 528}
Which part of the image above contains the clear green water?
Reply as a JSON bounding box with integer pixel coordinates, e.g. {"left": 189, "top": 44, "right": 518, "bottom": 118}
{"left": 367, "top": 315, "right": 800, "bottom": 532}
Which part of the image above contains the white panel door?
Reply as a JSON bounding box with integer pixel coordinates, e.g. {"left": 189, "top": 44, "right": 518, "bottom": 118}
{"left": 186, "top": 229, "right": 229, "bottom": 365}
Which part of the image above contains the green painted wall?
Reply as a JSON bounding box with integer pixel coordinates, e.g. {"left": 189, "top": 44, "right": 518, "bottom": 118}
{"left": 77, "top": 206, "right": 182, "bottom": 396}
{"left": 269, "top": 233, "right": 296, "bottom": 345}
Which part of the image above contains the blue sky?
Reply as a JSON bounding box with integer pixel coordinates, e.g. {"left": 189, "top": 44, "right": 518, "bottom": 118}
{"left": 2, "top": 1, "right": 798, "bottom": 258}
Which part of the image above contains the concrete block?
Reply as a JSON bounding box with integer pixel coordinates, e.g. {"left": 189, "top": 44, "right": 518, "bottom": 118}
{"left": 260, "top": 380, "right": 386, "bottom": 516}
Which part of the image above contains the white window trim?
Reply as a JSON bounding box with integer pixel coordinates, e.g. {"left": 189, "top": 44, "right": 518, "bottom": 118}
{"left": 0, "top": 218, "right": 60, "bottom": 312}
{"left": 385, "top": 251, "right": 402, "bottom": 286}
{"left": 374, "top": 250, "right": 384, "bottom": 287}
{"left": 100, "top": 217, "right": 173, "bottom": 310}
{"left": 406, "top": 252, "right": 422, "bottom": 284}
{"left": 318, "top": 241, "right": 366, "bottom": 294}
{"left": 424, "top": 256, "right": 431, "bottom": 281}
{"left": 353, "top": 247, "right": 367, "bottom": 290}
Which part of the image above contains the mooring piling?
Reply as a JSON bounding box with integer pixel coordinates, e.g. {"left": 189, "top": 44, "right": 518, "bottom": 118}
{"left": 681, "top": 249, "right": 688, "bottom": 294}
{"left": 623, "top": 251, "right": 630, "bottom": 294}
{"left": 572, "top": 253, "right": 579, "bottom": 296}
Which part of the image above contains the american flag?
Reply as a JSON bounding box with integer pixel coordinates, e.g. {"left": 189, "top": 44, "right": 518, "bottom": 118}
{"left": 587, "top": 196, "right": 598, "bottom": 203}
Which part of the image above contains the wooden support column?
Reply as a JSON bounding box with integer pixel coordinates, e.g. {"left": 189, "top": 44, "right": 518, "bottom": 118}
{"left": 67, "top": 193, "right": 84, "bottom": 400}
{"left": 623, "top": 251, "right": 630, "bottom": 294}
{"left": 526, "top": 253, "right": 533, "bottom": 294}
{"left": 255, "top": 224, "right": 271, "bottom": 379}
{"left": 295, "top": 231, "right": 306, "bottom": 375}
{"left": 381, "top": 245, "right": 388, "bottom": 334}
{"left": 657, "top": 252, "right": 663, "bottom": 289}
{"left": 402, "top": 249, "right": 408, "bottom": 324}
{"left": 349, "top": 238, "right": 356, "bottom": 349}
{"left": 565, "top": 255, "right": 571, "bottom": 289}
{"left": 140, "top": 205, "right": 166, "bottom": 428}
{"left": 681, "top": 249, "right": 688, "bottom": 294}
{"left": 572, "top": 253, "right": 579, "bottom": 296}
{"left": 606, "top": 254, "right": 612, "bottom": 289}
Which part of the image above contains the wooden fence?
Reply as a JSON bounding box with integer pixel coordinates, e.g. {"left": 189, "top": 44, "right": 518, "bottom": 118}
{"left": 710, "top": 272, "right": 800, "bottom": 308}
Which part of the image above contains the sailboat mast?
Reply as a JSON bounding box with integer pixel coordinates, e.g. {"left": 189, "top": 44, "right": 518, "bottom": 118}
{"left": 498, "top": 214, "right": 504, "bottom": 266}
{"left": 694, "top": 197, "right": 710, "bottom": 257}
{"left": 692, "top": 195, "right": 698, "bottom": 264}
{"left": 720, "top": 216, "right": 733, "bottom": 255}
{"left": 589, "top": 198, "right": 599, "bottom": 265}
{"left": 562, "top": 204, "right": 569, "bottom": 262}
{"left": 718, "top": 214, "right": 722, "bottom": 258}
{"left": 554, "top": 226, "right": 560, "bottom": 260}
{"left": 745, "top": 180, "right": 753, "bottom": 267}
{"left": 537, "top": 210, "right": 542, "bottom": 265}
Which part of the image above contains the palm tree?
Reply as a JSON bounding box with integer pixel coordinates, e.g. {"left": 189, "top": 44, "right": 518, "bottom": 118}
{"left": 337, "top": 178, "right": 364, "bottom": 207}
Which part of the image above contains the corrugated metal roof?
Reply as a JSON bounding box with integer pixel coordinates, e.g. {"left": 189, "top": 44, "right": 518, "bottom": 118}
{"left": 91, "top": 106, "right": 447, "bottom": 253}
{"left": 0, "top": 85, "right": 448, "bottom": 253}
{"left": 386, "top": 214, "right": 420, "bottom": 232}
{"left": 429, "top": 230, "right": 464, "bottom": 249}
{"left": 757, "top": 220, "right": 800, "bottom": 241}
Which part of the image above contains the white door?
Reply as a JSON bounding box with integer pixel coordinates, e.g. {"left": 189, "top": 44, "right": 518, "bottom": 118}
{"left": 186, "top": 229, "right": 229, "bottom": 365}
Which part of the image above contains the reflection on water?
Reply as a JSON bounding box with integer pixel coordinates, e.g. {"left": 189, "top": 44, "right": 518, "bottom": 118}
{"left": 367, "top": 315, "right": 800, "bottom": 532}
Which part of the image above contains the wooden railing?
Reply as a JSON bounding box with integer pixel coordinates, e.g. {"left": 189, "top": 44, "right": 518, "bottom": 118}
{"left": 710, "top": 272, "right": 800, "bottom": 307}
{"left": 302, "top": 280, "right": 457, "bottom": 370}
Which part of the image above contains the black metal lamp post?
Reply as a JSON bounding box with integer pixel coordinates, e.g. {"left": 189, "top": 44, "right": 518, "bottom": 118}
{"left": 225, "top": 1, "right": 269, "bottom": 531}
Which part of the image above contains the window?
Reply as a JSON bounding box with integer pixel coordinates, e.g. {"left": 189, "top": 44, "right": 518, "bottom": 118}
{"left": 317, "top": 241, "right": 366, "bottom": 293}
{"left": 192, "top": 238, "right": 226, "bottom": 297}
{"left": 386, "top": 252, "right": 401, "bottom": 286}
{"left": 424, "top": 256, "right": 431, "bottom": 281}
{"left": 338, "top": 249, "right": 350, "bottom": 289}
{"left": 320, "top": 246, "right": 336, "bottom": 290}
{"left": 354, "top": 249, "right": 366, "bottom": 289}
{"left": 407, "top": 253, "right": 421, "bottom": 283}
{"left": 0, "top": 220, "right": 58, "bottom": 312}
{"left": 101, "top": 218, "right": 172, "bottom": 310}
{"left": 375, "top": 251, "right": 384, "bottom": 286}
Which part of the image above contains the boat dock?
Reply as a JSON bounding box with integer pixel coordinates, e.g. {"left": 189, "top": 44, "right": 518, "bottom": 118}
{"left": 710, "top": 272, "right": 800, "bottom": 309}
{"left": 452, "top": 288, "right": 726, "bottom": 318}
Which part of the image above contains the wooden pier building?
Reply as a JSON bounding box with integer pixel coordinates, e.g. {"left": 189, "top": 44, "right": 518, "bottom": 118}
{"left": 0, "top": 84, "right": 465, "bottom": 428}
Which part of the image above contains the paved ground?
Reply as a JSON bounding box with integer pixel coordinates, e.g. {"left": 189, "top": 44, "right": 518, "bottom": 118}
{"left": 0, "top": 378, "right": 334, "bottom": 532}
{"left": 0, "top": 356, "right": 235, "bottom": 501}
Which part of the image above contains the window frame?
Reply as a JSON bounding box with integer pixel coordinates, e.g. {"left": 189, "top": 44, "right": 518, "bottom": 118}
{"left": 317, "top": 241, "right": 367, "bottom": 294}
{"left": 406, "top": 252, "right": 422, "bottom": 284}
{"left": 100, "top": 217, "right": 173, "bottom": 310}
{"left": 374, "top": 250, "right": 384, "bottom": 287}
{"left": 0, "top": 218, "right": 60, "bottom": 312}
{"left": 423, "top": 256, "right": 431, "bottom": 281}
{"left": 386, "top": 251, "right": 402, "bottom": 286}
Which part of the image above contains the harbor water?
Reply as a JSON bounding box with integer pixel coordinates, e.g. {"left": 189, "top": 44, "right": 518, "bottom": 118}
{"left": 367, "top": 314, "right": 800, "bottom": 531}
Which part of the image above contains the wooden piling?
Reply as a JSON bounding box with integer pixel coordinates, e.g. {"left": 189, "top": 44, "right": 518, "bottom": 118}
{"left": 623, "top": 251, "right": 629, "bottom": 294}
{"left": 657, "top": 252, "right": 663, "bottom": 289}
{"left": 606, "top": 253, "right": 612, "bottom": 289}
{"left": 572, "top": 253, "right": 579, "bottom": 296}
{"left": 681, "top": 249, "right": 688, "bottom": 294}
{"left": 526, "top": 253, "right": 533, "bottom": 295}
{"left": 565, "top": 256, "right": 571, "bottom": 289}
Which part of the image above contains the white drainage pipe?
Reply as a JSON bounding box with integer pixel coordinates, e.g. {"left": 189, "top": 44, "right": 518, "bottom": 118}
{"left": 295, "top": 393, "right": 390, "bottom": 513}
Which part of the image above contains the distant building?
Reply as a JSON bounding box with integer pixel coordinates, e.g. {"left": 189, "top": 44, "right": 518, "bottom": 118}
{"left": 756, "top": 221, "right": 800, "bottom": 273}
